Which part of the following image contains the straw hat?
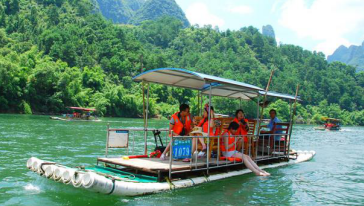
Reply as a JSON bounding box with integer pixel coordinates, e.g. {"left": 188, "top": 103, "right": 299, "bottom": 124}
{"left": 190, "top": 127, "right": 203, "bottom": 134}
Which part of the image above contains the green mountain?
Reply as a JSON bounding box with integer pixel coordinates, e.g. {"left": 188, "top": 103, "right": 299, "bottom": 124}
{"left": 128, "top": 0, "right": 190, "bottom": 27}
{"left": 0, "top": 0, "right": 363, "bottom": 125}
{"left": 94, "top": 0, "right": 190, "bottom": 27}
{"left": 328, "top": 41, "right": 364, "bottom": 72}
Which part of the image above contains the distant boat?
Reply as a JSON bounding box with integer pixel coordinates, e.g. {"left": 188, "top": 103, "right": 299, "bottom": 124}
{"left": 50, "top": 107, "right": 101, "bottom": 122}
{"left": 314, "top": 117, "right": 341, "bottom": 131}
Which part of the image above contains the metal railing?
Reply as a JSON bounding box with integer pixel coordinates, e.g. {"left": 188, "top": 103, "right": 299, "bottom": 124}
{"left": 168, "top": 133, "right": 290, "bottom": 179}
{"left": 103, "top": 127, "right": 290, "bottom": 180}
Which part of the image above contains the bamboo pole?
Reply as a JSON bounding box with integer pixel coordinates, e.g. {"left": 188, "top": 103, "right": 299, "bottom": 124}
{"left": 258, "top": 69, "right": 275, "bottom": 130}
{"left": 140, "top": 55, "right": 148, "bottom": 155}
{"left": 287, "top": 84, "right": 300, "bottom": 154}
{"left": 142, "top": 81, "right": 146, "bottom": 125}
{"left": 140, "top": 55, "right": 145, "bottom": 125}
{"left": 144, "top": 83, "right": 150, "bottom": 155}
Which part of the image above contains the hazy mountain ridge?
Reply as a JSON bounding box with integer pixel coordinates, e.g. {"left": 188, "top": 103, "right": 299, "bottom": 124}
{"left": 94, "top": 0, "right": 189, "bottom": 27}
{"left": 328, "top": 41, "right": 364, "bottom": 72}
{"left": 129, "top": 0, "right": 189, "bottom": 27}
{"left": 262, "top": 25, "right": 275, "bottom": 39}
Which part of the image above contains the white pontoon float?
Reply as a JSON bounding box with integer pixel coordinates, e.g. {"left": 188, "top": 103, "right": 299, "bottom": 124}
{"left": 27, "top": 68, "right": 315, "bottom": 196}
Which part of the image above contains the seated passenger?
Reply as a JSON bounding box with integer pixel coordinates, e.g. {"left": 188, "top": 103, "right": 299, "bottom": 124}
{"left": 196, "top": 104, "right": 220, "bottom": 156}
{"left": 221, "top": 122, "right": 270, "bottom": 176}
{"left": 233, "top": 109, "right": 250, "bottom": 151}
{"left": 260, "top": 109, "right": 282, "bottom": 141}
{"left": 160, "top": 104, "right": 194, "bottom": 160}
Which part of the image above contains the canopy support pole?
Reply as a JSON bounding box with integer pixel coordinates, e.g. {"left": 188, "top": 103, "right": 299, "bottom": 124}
{"left": 207, "top": 83, "right": 212, "bottom": 174}
{"left": 105, "top": 124, "right": 110, "bottom": 157}
{"left": 239, "top": 98, "right": 242, "bottom": 109}
{"left": 255, "top": 94, "right": 260, "bottom": 161}
{"left": 142, "top": 80, "right": 146, "bottom": 130}
{"left": 144, "top": 82, "right": 150, "bottom": 155}
{"left": 287, "top": 84, "right": 299, "bottom": 155}
{"left": 200, "top": 92, "right": 203, "bottom": 116}
{"left": 258, "top": 70, "right": 275, "bottom": 130}
{"left": 198, "top": 91, "right": 201, "bottom": 116}
{"left": 256, "top": 95, "right": 260, "bottom": 135}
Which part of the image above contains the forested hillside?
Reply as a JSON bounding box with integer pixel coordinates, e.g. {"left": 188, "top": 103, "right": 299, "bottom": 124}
{"left": 0, "top": 0, "right": 363, "bottom": 125}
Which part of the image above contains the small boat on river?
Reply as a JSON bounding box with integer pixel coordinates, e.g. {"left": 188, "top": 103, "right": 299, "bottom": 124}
{"left": 27, "top": 68, "right": 315, "bottom": 196}
{"left": 50, "top": 107, "right": 101, "bottom": 122}
{"left": 314, "top": 117, "right": 341, "bottom": 131}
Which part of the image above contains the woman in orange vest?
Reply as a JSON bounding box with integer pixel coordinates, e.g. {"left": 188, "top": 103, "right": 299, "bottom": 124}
{"left": 221, "top": 122, "right": 270, "bottom": 176}
{"left": 196, "top": 105, "right": 220, "bottom": 156}
{"left": 233, "top": 109, "right": 249, "bottom": 151}
{"left": 160, "top": 104, "right": 193, "bottom": 160}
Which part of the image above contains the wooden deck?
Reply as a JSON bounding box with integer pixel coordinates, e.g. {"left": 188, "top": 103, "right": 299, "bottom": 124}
{"left": 97, "top": 157, "right": 235, "bottom": 172}
{"left": 97, "top": 154, "right": 286, "bottom": 174}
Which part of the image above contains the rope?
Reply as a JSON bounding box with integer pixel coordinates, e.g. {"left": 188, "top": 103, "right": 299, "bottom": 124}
{"left": 39, "top": 162, "right": 56, "bottom": 175}
{"left": 190, "top": 178, "right": 195, "bottom": 186}
{"left": 165, "top": 177, "right": 175, "bottom": 190}
{"left": 127, "top": 174, "right": 136, "bottom": 180}
{"left": 107, "top": 178, "right": 116, "bottom": 195}
{"left": 203, "top": 173, "right": 210, "bottom": 182}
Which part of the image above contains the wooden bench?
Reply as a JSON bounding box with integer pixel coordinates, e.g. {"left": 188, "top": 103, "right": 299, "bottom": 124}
{"left": 208, "top": 118, "right": 257, "bottom": 159}
{"left": 258, "top": 122, "right": 290, "bottom": 156}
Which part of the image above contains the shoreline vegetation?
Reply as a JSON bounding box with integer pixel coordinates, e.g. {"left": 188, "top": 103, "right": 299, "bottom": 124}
{"left": 0, "top": 0, "right": 363, "bottom": 126}
{"left": 1, "top": 112, "right": 362, "bottom": 127}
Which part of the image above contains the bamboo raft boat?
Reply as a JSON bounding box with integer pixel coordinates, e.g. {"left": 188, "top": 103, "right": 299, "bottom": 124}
{"left": 27, "top": 68, "right": 315, "bottom": 196}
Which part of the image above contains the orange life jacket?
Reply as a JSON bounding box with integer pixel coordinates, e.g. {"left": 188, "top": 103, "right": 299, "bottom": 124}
{"left": 198, "top": 117, "right": 219, "bottom": 135}
{"left": 220, "top": 130, "right": 236, "bottom": 152}
{"left": 233, "top": 118, "right": 248, "bottom": 142}
{"left": 171, "top": 112, "right": 192, "bottom": 136}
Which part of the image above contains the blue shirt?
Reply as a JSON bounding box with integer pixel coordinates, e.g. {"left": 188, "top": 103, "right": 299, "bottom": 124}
{"left": 267, "top": 117, "right": 283, "bottom": 141}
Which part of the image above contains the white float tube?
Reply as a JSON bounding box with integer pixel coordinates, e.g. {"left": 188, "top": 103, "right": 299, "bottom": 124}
{"left": 61, "top": 168, "right": 77, "bottom": 184}
{"left": 81, "top": 172, "right": 114, "bottom": 194}
{"left": 27, "top": 157, "right": 39, "bottom": 169}
{"left": 26, "top": 151, "right": 316, "bottom": 196}
{"left": 32, "top": 159, "right": 47, "bottom": 174}
{"left": 71, "top": 171, "right": 86, "bottom": 188}
{"left": 53, "top": 167, "right": 67, "bottom": 182}
{"left": 44, "top": 165, "right": 58, "bottom": 178}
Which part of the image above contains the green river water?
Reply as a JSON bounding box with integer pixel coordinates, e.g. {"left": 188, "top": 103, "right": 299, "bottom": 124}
{"left": 1, "top": 114, "right": 364, "bottom": 205}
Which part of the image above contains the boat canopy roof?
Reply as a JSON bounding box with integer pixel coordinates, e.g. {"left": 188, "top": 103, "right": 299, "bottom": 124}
{"left": 133, "top": 68, "right": 262, "bottom": 92}
{"left": 258, "top": 91, "right": 301, "bottom": 101}
{"left": 68, "top": 107, "right": 96, "bottom": 112}
{"left": 133, "top": 68, "right": 299, "bottom": 101}
{"left": 200, "top": 85, "right": 301, "bottom": 101}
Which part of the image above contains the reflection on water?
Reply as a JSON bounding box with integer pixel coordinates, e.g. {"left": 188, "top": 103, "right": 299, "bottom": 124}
{"left": 0, "top": 114, "right": 364, "bottom": 205}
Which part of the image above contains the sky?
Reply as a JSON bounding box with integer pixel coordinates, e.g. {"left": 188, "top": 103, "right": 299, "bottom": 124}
{"left": 175, "top": 0, "right": 364, "bottom": 57}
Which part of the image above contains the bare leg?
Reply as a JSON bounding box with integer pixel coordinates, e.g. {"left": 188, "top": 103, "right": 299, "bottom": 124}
{"left": 234, "top": 153, "right": 270, "bottom": 176}
{"left": 192, "top": 138, "right": 196, "bottom": 154}
{"left": 236, "top": 138, "right": 243, "bottom": 151}
{"left": 199, "top": 137, "right": 206, "bottom": 150}
{"left": 242, "top": 154, "right": 270, "bottom": 175}
{"left": 160, "top": 141, "right": 171, "bottom": 160}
